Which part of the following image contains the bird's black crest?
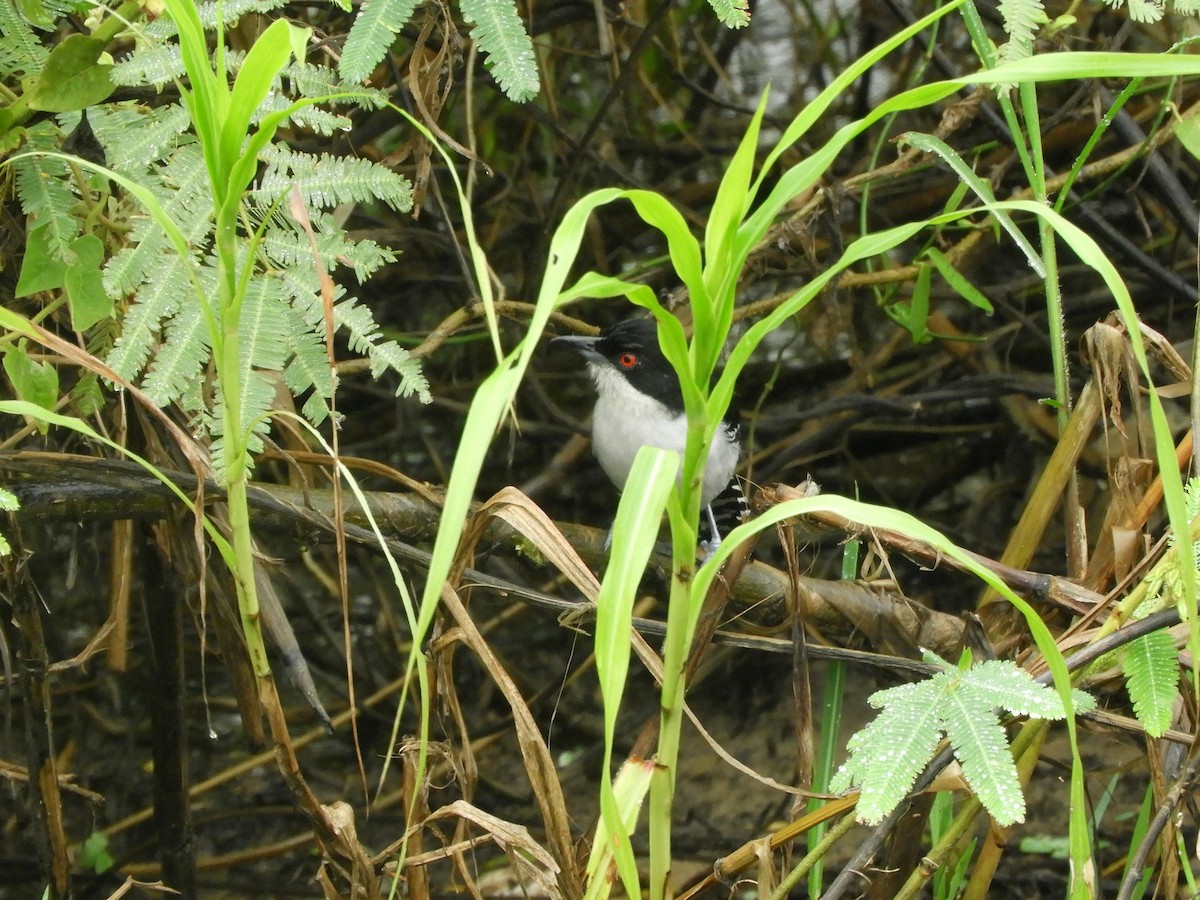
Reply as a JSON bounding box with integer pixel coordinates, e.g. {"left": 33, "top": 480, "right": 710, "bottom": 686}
{"left": 592, "top": 319, "right": 684, "bottom": 415}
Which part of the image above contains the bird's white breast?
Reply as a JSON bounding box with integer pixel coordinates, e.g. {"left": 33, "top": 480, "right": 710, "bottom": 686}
{"left": 588, "top": 365, "right": 737, "bottom": 507}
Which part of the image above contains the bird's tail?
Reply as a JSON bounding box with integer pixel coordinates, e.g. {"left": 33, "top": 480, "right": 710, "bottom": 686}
{"left": 706, "top": 477, "right": 752, "bottom": 545}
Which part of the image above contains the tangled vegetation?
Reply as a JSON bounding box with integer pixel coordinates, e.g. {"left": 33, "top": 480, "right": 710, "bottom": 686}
{"left": 3, "top": 0, "right": 1200, "bottom": 897}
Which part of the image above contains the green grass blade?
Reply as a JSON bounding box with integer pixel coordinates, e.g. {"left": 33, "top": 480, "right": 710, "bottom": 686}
{"left": 589, "top": 446, "right": 678, "bottom": 900}
{"left": 408, "top": 187, "right": 626, "bottom": 879}
{"left": 754, "top": 0, "right": 967, "bottom": 190}
{"left": 221, "top": 19, "right": 306, "bottom": 186}
{"left": 586, "top": 758, "right": 655, "bottom": 900}
{"left": 157, "top": 0, "right": 227, "bottom": 175}
{"left": 967, "top": 50, "right": 1200, "bottom": 82}
{"left": 703, "top": 91, "right": 766, "bottom": 318}
{"left": 596, "top": 445, "right": 677, "bottom": 737}
{"left": 899, "top": 131, "right": 1044, "bottom": 276}
{"left": 623, "top": 190, "right": 706, "bottom": 307}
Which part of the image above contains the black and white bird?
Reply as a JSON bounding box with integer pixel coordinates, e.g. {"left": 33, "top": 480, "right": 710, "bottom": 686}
{"left": 552, "top": 317, "right": 749, "bottom": 548}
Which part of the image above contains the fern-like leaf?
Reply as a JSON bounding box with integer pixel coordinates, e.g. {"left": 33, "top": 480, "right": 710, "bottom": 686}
{"left": 459, "top": 0, "right": 539, "bottom": 102}
{"left": 1142, "top": 479, "right": 1200, "bottom": 613}
{"left": 254, "top": 145, "right": 413, "bottom": 211}
{"left": 364, "top": 337, "right": 430, "bottom": 401}
{"left": 102, "top": 147, "right": 214, "bottom": 298}
{"left": 206, "top": 277, "right": 289, "bottom": 478}
{"left": 110, "top": 43, "right": 187, "bottom": 89}
{"left": 943, "top": 680, "right": 1025, "bottom": 824}
{"left": 257, "top": 91, "right": 353, "bottom": 136}
{"left": 239, "top": 274, "right": 291, "bottom": 374}
{"left": 209, "top": 368, "right": 276, "bottom": 477}
{"left": 832, "top": 654, "right": 1093, "bottom": 827}
{"left": 1131, "top": 0, "right": 1166, "bottom": 20}
{"left": 70, "top": 370, "right": 104, "bottom": 418}
{"left": 285, "top": 60, "right": 391, "bottom": 109}
{"left": 334, "top": 295, "right": 430, "bottom": 401}
{"left": 0, "top": 0, "right": 49, "bottom": 76}
{"left": 1124, "top": 629, "right": 1179, "bottom": 738}
{"left": 335, "top": 235, "right": 396, "bottom": 281}
{"left": 262, "top": 60, "right": 391, "bottom": 133}
{"left": 1113, "top": 0, "right": 1166, "bottom": 20}
{"left": 143, "top": 0, "right": 288, "bottom": 37}
{"left": 705, "top": 0, "right": 750, "bottom": 28}
{"left": 964, "top": 660, "right": 1076, "bottom": 719}
{"left": 339, "top": 0, "right": 424, "bottom": 84}
{"left": 142, "top": 287, "right": 212, "bottom": 406}
{"left": 23, "top": 2, "right": 432, "bottom": 486}
{"left": 830, "top": 681, "right": 943, "bottom": 825}
{"left": 281, "top": 303, "right": 334, "bottom": 425}
{"left": 89, "top": 102, "right": 194, "bottom": 172}
{"left": 14, "top": 126, "right": 79, "bottom": 260}
{"left": 262, "top": 213, "right": 395, "bottom": 281}
{"left": 995, "top": 0, "right": 1045, "bottom": 64}
{"left": 106, "top": 254, "right": 192, "bottom": 383}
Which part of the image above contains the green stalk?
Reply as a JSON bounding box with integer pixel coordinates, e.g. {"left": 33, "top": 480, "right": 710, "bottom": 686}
{"left": 217, "top": 261, "right": 269, "bottom": 675}
{"left": 205, "top": 144, "right": 269, "bottom": 670}
{"left": 1040, "top": 224, "right": 1069, "bottom": 420}
{"left": 225, "top": 476, "right": 267, "bottom": 672}
{"left": 1008, "top": 69, "right": 1094, "bottom": 900}
{"left": 806, "top": 660, "right": 844, "bottom": 896}
{"left": 149, "top": 0, "right": 308, "bottom": 681}
{"left": 205, "top": 20, "right": 240, "bottom": 603}
{"left": 91, "top": 0, "right": 144, "bottom": 42}
{"left": 772, "top": 812, "right": 860, "bottom": 899}
{"left": 648, "top": 586, "right": 687, "bottom": 898}
{"left": 1015, "top": 81, "right": 1074, "bottom": 429}
{"left": 648, "top": 421, "right": 708, "bottom": 899}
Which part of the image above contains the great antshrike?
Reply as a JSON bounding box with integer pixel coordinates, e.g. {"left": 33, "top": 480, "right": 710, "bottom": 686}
{"left": 552, "top": 317, "right": 749, "bottom": 548}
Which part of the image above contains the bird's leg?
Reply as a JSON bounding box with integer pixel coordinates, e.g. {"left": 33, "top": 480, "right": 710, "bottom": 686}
{"left": 697, "top": 504, "right": 722, "bottom": 560}
{"left": 705, "top": 504, "right": 722, "bottom": 547}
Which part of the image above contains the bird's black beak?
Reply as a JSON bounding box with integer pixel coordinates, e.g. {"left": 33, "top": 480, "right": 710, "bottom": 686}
{"left": 549, "top": 333, "right": 603, "bottom": 363}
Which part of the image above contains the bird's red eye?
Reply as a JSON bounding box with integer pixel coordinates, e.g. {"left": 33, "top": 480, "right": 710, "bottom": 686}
{"left": 618, "top": 352, "right": 638, "bottom": 368}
